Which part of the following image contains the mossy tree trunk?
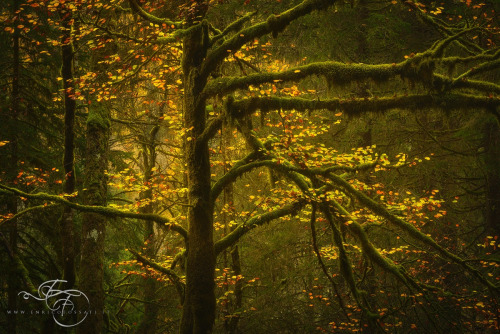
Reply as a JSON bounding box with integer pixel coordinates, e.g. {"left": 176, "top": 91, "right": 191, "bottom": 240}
{"left": 179, "top": 7, "right": 216, "bottom": 333}
{"left": 77, "top": 107, "right": 110, "bottom": 334}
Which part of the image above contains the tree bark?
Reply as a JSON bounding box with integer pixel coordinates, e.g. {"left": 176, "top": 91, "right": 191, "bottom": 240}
{"left": 59, "top": 4, "right": 77, "bottom": 289}
{"left": 137, "top": 117, "right": 161, "bottom": 334}
{"left": 482, "top": 116, "right": 500, "bottom": 234}
{"left": 6, "top": 2, "right": 20, "bottom": 331}
{"left": 77, "top": 107, "right": 110, "bottom": 334}
{"left": 179, "top": 9, "right": 216, "bottom": 333}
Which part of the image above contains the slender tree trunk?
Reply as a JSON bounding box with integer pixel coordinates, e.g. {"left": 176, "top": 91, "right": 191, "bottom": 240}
{"left": 179, "top": 13, "right": 216, "bottom": 333}
{"left": 222, "top": 126, "right": 242, "bottom": 334}
{"left": 59, "top": 4, "right": 77, "bottom": 289}
{"left": 137, "top": 120, "right": 161, "bottom": 334}
{"left": 6, "top": 3, "right": 20, "bottom": 331}
{"left": 77, "top": 107, "right": 110, "bottom": 334}
{"left": 482, "top": 116, "right": 500, "bottom": 234}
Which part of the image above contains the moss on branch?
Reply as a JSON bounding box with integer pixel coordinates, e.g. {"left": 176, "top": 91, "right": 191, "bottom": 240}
{"left": 128, "top": 0, "right": 181, "bottom": 27}
{"left": 0, "top": 184, "right": 188, "bottom": 242}
{"left": 210, "top": 11, "right": 256, "bottom": 46}
{"left": 214, "top": 200, "right": 306, "bottom": 255}
{"left": 227, "top": 94, "right": 500, "bottom": 119}
{"left": 204, "top": 61, "right": 398, "bottom": 98}
{"left": 325, "top": 173, "right": 499, "bottom": 291}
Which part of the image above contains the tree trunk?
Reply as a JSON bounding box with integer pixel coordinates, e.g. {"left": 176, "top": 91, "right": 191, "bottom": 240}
{"left": 179, "top": 15, "right": 216, "bottom": 334}
{"left": 137, "top": 121, "right": 161, "bottom": 334}
{"left": 482, "top": 116, "right": 500, "bottom": 234}
{"left": 222, "top": 125, "right": 242, "bottom": 334}
{"left": 77, "top": 107, "right": 110, "bottom": 334}
{"left": 59, "top": 4, "right": 77, "bottom": 289}
{"left": 6, "top": 3, "right": 20, "bottom": 331}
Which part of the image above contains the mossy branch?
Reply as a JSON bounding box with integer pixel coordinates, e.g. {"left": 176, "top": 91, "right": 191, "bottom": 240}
{"left": 433, "top": 74, "right": 500, "bottom": 95}
{"left": 214, "top": 199, "right": 306, "bottom": 255}
{"left": 203, "top": 45, "right": 497, "bottom": 99}
{"left": 0, "top": 184, "right": 188, "bottom": 242}
{"left": 128, "top": 249, "right": 185, "bottom": 303}
{"left": 330, "top": 199, "right": 415, "bottom": 290}
{"left": 201, "top": 0, "right": 336, "bottom": 79}
{"left": 156, "top": 24, "right": 202, "bottom": 45}
{"left": 203, "top": 61, "right": 398, "bottom": 98}
{"left": 455, "top": 57, "right": 500, "bottom": 82}
{"left": 309, "top": 204, "right": 351, "bottom": 321}
{"left": 427, "top": 27, "right": 481, "bottom": 58}
{"left": 324, "top": 172, "right": 498, "bottom": 291}
{"left": 211, "top": 159, "right": 272, "bottom": 205}
{"left": 0, "top": 203, "right": 60, "bottom": 228}
{"left": 128, "top": 0, "right": 182, "bottom": 27}
{"left": 227, "top": 94, "right": 500, "bottom": 119}
{"left": 199, "top": 115, "right": 224, "bottom": 143}
{"left": 210, "top": 11, "right": 257, "bottom": 46}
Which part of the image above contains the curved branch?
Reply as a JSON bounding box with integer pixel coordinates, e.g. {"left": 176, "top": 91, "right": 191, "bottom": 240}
{"left": 210, "top": 11, "right": 257, "bottom": 46}
{"left": 455, "top": 57, "right": 500, "bottom": 82}
{"left": 201, "top": 0, "right": 336, "bottom": 79}
{"left": 309, "top": 204, "right": 351, "bottom": 321}
{"left": 128, "top": 249, "right": 185, "bottom": 303}
{"left": 0, "top": 184, "right": 188, "bottom": 242}
{"left": 214, "top": 199, "right": 306, "bottom": 255}
{"left": 0, "top": 203, "right": 60, "bottom": 228}
{"left": 324, "top": 172, "right": 498, "bottom": 291}
{"left": 211, "top": 160, "right": 272, "bottom": 205}
{"left": 128, "top": 0, "right": 182, "bottom": 27}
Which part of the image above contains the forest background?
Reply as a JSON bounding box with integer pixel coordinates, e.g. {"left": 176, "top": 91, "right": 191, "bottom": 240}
{"left": 0, "top": 0, "right": 499, "bottom": 333}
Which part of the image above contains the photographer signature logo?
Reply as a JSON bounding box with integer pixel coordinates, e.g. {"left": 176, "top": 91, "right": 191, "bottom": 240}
{"left": 18, "top": 279, "right": 90, "bottom": 328}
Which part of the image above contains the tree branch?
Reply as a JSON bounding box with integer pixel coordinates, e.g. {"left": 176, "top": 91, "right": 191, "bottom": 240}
{"left": 128, "top": 249, "right": 185, "bottom": 303}
{"left": 214, "top": 199, "right": 306, "bottom": 255}
{"left": 0, "top": 184, "right": 188, "bottom": 242}
{"left": 227, "top": 94, "right": 500, "bottom": 120}
{"left": 201, "top": 0, "right": 336, "bottom": 80}
{"left": 128, "top": 0, "right": 182, "bottom": 27}
{"left": 203, "top": 61, "right": 398, "bottom": 98}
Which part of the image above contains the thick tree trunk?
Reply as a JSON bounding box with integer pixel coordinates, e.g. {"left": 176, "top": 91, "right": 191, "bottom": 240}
{"left": 77, "top": 107, "right": 110, "bottom": 334}
{"left": 179, "top": 17, "right": 216, "bottom": 334}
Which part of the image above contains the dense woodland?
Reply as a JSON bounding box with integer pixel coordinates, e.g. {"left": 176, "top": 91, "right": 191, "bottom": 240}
{"left": 0, "top": 0, "right": 499, "bottom": 333}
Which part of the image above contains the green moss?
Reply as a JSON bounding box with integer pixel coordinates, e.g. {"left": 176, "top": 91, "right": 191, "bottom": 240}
{"left": 86, "top": 107, "right": 110, "bottom": 130}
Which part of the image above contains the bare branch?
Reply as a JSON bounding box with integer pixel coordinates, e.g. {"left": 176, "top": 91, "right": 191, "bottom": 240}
{"left": 128, "top": 249, "right": 185, "bottom": 303}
